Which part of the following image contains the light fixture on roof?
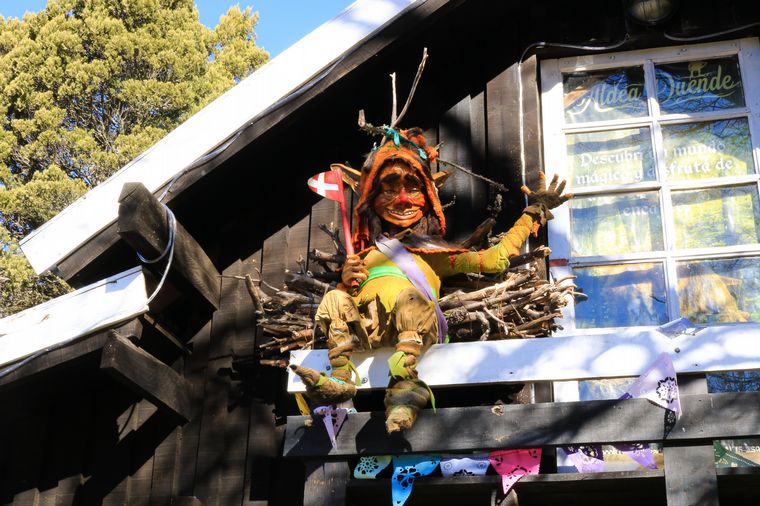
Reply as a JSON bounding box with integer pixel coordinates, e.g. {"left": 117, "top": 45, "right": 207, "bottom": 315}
{"left": 624, "top": 0, "right": 678, "bottom": 26}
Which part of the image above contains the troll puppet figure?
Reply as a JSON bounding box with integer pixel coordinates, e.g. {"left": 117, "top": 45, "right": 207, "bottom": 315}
{"left": 291, "top": 127, "right": 570, "bottom": 433}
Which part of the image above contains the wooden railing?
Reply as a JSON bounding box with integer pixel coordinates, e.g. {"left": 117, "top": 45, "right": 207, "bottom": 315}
{"left": 283, "top": 326, "right": 760, "bottom": 505}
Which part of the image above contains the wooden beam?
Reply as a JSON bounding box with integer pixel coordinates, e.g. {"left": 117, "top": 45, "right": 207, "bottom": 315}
{"left": 173, "top": 498, "right": 203, "bottom": 506}
{"left": 283, "top": 391, "right": 760, "bottom": 457}
{"left": 54, "top": 221, "right": 121, "bottom": 282}
{"left": 100, "top": 332, "right": 193, "bottom": 422}
{"left": 117, "top": 182, "right": 220, "bottom": 309}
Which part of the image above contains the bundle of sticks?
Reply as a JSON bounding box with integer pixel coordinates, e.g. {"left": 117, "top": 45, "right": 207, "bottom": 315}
{"left": 248, "top": 268, "right": 329, "bottom": 369}
{"left": 439, "top": 254, "right": 578, "bottom": 341}
{"left": 251, "top": 228, "right": 583, "bottom": 368}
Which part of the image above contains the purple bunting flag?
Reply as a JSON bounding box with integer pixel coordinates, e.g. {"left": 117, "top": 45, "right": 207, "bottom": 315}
{"left": 440, "top": 455, "right": 490, "bottom": 477}
{"left": 623, "top": 352, "right": 681, "bottom": 416}
{"left": 562, "top": 445, "right": 604, "bottom": 473}
{"left": 610, "top": 352, "right": 681, "bottom": 469}
{"left": 313, "top": 405, "right": 353, "bottom": 449}
{"left": 615, "top": 442, "right": 657, "bottom": 470}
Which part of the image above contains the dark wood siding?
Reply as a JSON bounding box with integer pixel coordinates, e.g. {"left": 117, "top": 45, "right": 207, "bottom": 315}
{"left": 3, "top": 0, "right": 760, "bottom": 504}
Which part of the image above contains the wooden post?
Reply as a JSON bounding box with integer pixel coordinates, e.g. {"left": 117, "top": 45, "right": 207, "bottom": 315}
{"left": 117, "top": 182, "right": 221, "bottom": 309}
{"left": 303, "top": 461, "right": 349, "bottom": 506}
{"left": 663, "top": 375, "right": 719, "bottom": 506}
{"left": 100, "top": 333, "right": 193, "bottom": 422}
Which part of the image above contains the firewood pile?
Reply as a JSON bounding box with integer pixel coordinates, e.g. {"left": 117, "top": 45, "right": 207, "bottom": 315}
{"left": 249, "top": 227, "right": 583, "bottom": 369}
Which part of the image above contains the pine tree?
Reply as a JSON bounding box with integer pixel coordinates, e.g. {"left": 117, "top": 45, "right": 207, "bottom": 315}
{"left": 0, "top": 0, "right": 268, "bottom": 316}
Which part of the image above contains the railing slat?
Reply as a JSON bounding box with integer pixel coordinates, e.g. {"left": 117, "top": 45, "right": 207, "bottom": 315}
{"left": 284, "top": 391, "right": 760, "bottom": 458}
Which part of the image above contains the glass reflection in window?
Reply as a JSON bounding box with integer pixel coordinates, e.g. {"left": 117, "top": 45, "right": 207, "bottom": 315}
{"left": 677, "top": 257, "right": 760, "bottom": 324}
{"left": 564, "top": 67, "right": 647, "bottom": 123}
{"left": 566, "top": 128, "right": 655, "bottom": 189}
{"left": 656, "top": 57, "right": 745, "bottom": 115}
{"left": 662, "top": 119, "right": 754, "bottom": 181}
{"left": 574, "top": 263, "right": 669, "bottom": 328}
{"left": 571, "top": 192, "right": 663, "bottom": 256}
{"left": 672, "top": 186, "right": 760, "bottom": 249}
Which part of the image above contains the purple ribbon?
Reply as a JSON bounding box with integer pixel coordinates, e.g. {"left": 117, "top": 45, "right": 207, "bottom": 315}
{"left": 375, "top": 236, "right": 447, "bottom": 343}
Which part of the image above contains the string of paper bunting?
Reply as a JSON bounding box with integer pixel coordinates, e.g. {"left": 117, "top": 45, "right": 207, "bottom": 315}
{"left": 352, "top": 450, "right": 542, "bottom": 505}
{"left": 310, "top": 353, "right": 683, "bottom": 506}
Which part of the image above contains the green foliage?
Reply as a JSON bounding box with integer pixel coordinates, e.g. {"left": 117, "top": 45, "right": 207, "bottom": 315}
{"left": 0, "top": 0, "right": 268, "bottom": 316}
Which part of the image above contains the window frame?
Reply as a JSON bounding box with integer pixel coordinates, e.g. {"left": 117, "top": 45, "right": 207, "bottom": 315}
{"left": 540, "top": 37, "right": 760, "bottom": 336}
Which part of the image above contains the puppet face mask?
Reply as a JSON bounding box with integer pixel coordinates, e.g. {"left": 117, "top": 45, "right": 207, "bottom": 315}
{"left": 372, "top": 162, "right": 429, "bottom": 229}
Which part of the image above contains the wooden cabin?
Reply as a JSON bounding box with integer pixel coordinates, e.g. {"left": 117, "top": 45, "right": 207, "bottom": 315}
{"left": 2, "top": 0, "right": 760, "bottom": 504}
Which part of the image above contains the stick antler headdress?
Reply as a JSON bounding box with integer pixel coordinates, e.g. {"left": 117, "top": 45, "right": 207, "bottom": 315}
{"left": 338, "top": 48, "right": 506, "bottom": 252}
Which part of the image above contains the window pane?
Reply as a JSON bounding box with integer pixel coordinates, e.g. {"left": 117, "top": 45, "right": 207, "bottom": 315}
{"left": 672, "top": 185, "right": 760, "bottom": 249}
{"left": 656, "top": 57, "right": 745, "bottom": 114}
{"left": 566, "top": 128, "right": 656, "bottom": 188}
{"left": 574, "top": 263, "right": 669, "bottom": 328}
{"left": 564, "top": 67, "right": 647, "bottom": 123}
{"left": 713, "top": 438, "right": 760, "bottom": 468}
{"left": 709, "top": 372, "right": 760, "bottom": 393}
{"left": 677, "top": 257, "right": 760, "bottom": 323}
{"left": 571, "top": 192, "right": 663, "bottom": 256}
{"left": 709, "top": 372, "right": 760, "bottom": 467}
{"left": 663, "top": 118, "right": 755, "bottom": 181}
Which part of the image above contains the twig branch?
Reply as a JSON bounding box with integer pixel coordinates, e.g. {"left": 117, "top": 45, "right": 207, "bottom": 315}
{"left": 437, "top": 158, "right": 509, "bottom": 193}
{"left": 357, "top": 110, "right": 387, "bottom": 137}
{"left": 245, "top": 274, "right": 265, "bottom": 315}
{"left": 390, "top": 72, "right": 398, "bottom": 125}
{"left": 391, "top": 47, "right": 428, "bottom": 129}
{"left": 318, "top": 223, "right": 346, "bottom": 257}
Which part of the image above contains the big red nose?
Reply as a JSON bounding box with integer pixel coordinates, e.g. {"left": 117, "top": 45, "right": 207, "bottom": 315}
{"left": 395, "top": 188, "right": 410, "bottom": 205}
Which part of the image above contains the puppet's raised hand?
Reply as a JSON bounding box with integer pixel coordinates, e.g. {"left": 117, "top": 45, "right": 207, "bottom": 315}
{"left": 520, "top": 172, "right": 572, "bottom": 225}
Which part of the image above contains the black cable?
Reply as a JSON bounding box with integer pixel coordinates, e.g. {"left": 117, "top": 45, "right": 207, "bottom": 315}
{"left": 664, "top": 21, "right": 760, "bottom": 42}
{"left": 519, "top": 35, "right": 633, "bottom": 64}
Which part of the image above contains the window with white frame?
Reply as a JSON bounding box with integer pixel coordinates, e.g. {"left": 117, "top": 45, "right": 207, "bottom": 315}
{"left": 541, "top": 38, "right": 760, "bottom": 334}
{"left": 542, "top": 38, "right": 760, "bottom": 470}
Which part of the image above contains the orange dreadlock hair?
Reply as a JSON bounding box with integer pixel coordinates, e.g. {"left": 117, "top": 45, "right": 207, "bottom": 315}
{"left": 352, "top": 128, "right": 446, "bottom": 252}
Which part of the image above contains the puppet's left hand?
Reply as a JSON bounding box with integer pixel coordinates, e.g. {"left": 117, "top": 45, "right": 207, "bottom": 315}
{"left": 520, "top": 172, "right": 572, "bottom": 210}
{"left": 520, "top": 172, "right": 572, "bottom": 226}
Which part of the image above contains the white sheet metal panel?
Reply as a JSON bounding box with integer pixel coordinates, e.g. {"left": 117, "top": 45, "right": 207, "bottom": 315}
{"left": 20, "top": 0, "right": 417, "bottom": 274}
{"left": 0, "top": 267, "right": 149, "bottom": 367}
{"left": 287, "top": 323, "right": 760, "bottom": 392}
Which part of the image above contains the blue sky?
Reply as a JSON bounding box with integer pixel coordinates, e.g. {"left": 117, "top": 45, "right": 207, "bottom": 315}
{"left": 0, "top": 0, "right": 355, "bottom": 56}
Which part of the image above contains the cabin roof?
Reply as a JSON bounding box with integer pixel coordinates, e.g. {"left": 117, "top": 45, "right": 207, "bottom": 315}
{"left": 0, "top": 267, "right": 148, "bottom": 369}
{"left": 19, "top": 0, "right": 419, "bottom": 276}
